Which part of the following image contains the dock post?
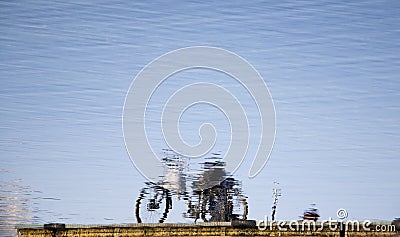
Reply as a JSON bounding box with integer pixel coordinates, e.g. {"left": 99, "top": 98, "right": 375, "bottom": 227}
{"left": 340, "top": 221, "right": 345, "bottom": 237}
{"left": 44, "top": 223, "right": 65, "bottom": 237}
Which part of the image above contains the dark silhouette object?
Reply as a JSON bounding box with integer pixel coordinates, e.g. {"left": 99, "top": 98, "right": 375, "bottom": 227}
{"left": 135, "top": 153, "right": 248, "bottom": 223}
{"left": 301, "top": 204, "right": 320, "bottom": 221}
{"left": 340, "top": 222, "right": 345, "bottom": 237}
{"left": 192, "top": 177, "right": 248, "bottom": 223}
{"left": 231, "top": 219, "right": 257, "bottom": 228}
{"left": 135, "top": 182, "right": 172, "bottom": 223}
{"left": 271, "top": 182, "right": 281, "bottom": 221}
{"left": 44, "top": 223, "right": 65, "bottom": 237}
{"left": 135, "top": 177, "right": 248, "bottom": 223}
{"left": 392, "top": 218, "right": 400, "bottom": 231}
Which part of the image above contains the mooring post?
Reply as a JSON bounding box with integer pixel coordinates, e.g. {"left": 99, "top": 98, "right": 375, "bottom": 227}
{"left": 43, "top": 223, "right": 65, "bottom": 237}
{"left": 339, "top": 221, "right": 345, "bottom": 237}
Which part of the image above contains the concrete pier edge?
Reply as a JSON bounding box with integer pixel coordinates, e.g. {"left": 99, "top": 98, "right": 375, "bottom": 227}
{"left": 16, "top": 221, "right": 399, "bottom": 237}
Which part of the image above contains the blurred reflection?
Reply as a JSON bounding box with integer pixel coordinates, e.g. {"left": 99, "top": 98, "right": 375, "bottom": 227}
{"left": 300, "top": 204, "right": 320, "bottom": 221}
{"left": 135, "top": 151, "right": 248, "bottom": 223}
{"left": 0, "top": 171, "right": 36, "bottom": 236}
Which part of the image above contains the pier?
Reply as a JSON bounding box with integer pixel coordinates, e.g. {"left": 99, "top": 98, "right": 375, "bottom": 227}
{"left": 16, "top": 221, "right": 398, "bottom": 237}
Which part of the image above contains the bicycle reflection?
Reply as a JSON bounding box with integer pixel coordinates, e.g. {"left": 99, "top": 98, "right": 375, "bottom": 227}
{"left": 135, "top": 151, "right": 248, "bottom": 223}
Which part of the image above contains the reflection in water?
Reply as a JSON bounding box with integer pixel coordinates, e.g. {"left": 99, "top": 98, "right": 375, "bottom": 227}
{"left": 135, "top": 182, "right": 172, "bottom": 224}
{"left": 0, "top": 171, "right": 36, "bottom": 236}
{"left": 301, "top": 204, "right": 320, "bottom": 221}
{"left": 0, "top": 170, "right": 63, "bottom": 236}
{"left": 135, "top": 151, "right": 248, "bottom": 223}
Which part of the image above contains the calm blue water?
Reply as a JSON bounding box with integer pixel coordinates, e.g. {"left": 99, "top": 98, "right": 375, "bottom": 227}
{"left": 1, "top": 0, "right": 399, "bottom": 236}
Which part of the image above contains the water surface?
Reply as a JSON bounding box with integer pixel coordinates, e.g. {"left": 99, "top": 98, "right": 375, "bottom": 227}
{"left": 1, "top": 0, "right": 399, "bottom": 236}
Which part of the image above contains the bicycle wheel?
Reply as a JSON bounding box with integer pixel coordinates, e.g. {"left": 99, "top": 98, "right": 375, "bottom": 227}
{"left": 135, "top": 182, "right": 172, "bottom": 223}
